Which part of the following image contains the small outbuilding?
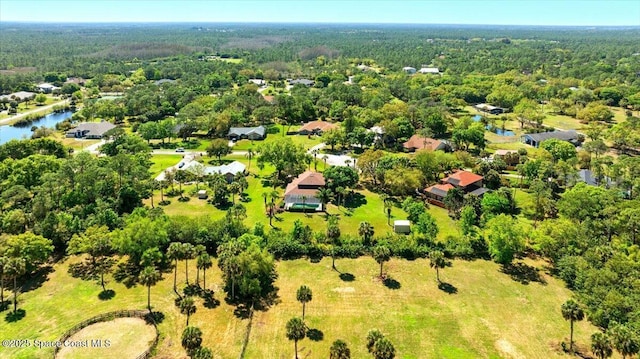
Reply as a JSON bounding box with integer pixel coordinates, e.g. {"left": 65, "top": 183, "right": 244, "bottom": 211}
{"left": 197, "top": 190, "right": 208, "bottom": 199}
{"left": 393, "top": 220, "right": 411, "bottom": 234}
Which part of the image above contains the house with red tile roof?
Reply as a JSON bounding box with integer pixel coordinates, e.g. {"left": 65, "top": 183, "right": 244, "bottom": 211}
{"left": 403, "top": 135, "right": 449, "bottom": 152}
{"left": 424, "top": 170, "right": 488, "bottom": 206}
{"left": 284, "top": 171, "right": 326, "bottom": 211}
{"left": 298, "top": 121, "right": 338, "bottom": 135}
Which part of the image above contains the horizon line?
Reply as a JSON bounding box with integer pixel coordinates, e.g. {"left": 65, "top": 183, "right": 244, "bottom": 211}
{"left": 2, "top": 20, "right": 640, "bottom": 28}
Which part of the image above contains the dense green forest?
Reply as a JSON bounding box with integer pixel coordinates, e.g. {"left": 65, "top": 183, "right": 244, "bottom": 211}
{"left": 0, "top": 23, "right": 639, "bottom": 358}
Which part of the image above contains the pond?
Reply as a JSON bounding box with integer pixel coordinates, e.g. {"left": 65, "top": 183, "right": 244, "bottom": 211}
{"left": 471, "top": 115, "right": 515, "bottom": 136}
{"left": 0, "top": 110, "right": 73, "bottom": 145}
{"left": 487, "top": 125, "right": 515, "bottom": 136}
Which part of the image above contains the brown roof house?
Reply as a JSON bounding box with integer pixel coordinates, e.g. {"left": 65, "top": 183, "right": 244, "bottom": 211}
{"left": 298, "top": 121, "right": 338, "bottom": 136}
{"left": 424, "top": 170, "right": 488, "bottom": 206}
{"left": 403, "top": 135, "right": 449, "bottom": 152}
{"left": 284, "top": 171, "right": 325, "bottom": 211}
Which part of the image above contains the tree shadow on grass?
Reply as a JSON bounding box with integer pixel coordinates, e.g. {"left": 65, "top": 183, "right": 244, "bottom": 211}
{"left": 339, "top": 272, "right": 355, "bottom": 282}
{"left": 438, "top": 282, "right": 458, "bottom": 294}
{"left": 501, "top": 262, "right": 547, "bottom": 285}
{"left": 21, "top": 265, "right": 54, "bottom": 293}
{"left": 69, "top": 261, "right": 98, "bottom": 280}
{"left": 306, "top": 328, "right": 324, "bottom": 341}
{"left": 144, "top": 311, "right": 165, "bottom": 325}
{"left": 98, "top": 289, "right": 116, "bottom": 300}
{"left": 5, "top": 309, "right": 26, "bottom": 323}
{"left": 112, "top": 261, "right": 140, "bottom": 288}
{"left": 233, "top": 303, "right": 253, "bottom": 319}
{"left": 383, "top": 277, "right": 401, "bottom": 290}
{"left": 344, "top": 193, "right": 367, "bottom": 209}
{"left": 202, "top": 289, "right": 220, "bottom": 309}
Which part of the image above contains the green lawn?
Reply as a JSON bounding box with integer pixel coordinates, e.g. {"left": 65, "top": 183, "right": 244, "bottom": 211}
{"left": 0, "top": 256, "right": 597, "bottom": 359}
{"left": 149, "top": 154, "right": 183, "bottom": 177}
{"left": 231, "top": 126, "right": 324, "bottom": 152}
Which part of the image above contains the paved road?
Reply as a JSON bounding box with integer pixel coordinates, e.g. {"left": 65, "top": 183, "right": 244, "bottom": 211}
{"left": 0, "top": 99, "right": 69, "bottom": 126}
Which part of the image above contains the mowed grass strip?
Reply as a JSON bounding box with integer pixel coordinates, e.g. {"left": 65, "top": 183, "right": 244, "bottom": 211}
{"left": 0, "top": 256, "right": 596, "bottom": 359}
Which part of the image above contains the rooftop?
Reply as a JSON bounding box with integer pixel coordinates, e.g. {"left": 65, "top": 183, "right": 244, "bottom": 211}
{"left": 443, "top": 170, "right": 483, "bottom": 187}
{"left": 522, "top": 130, "right": 579, "bottom": 142}
{"left": 299, "top": 121, "right": 338, "bottom": 133}
{"left": 285, "top": 171, "right": 325, "bottom": 196}
{"left": 228, "top": 125, "right": 266, "bottom": 137}
{"left": 403, "top": 135, "right": 442, "bottom": 151}
{"left": 425, "top": 183, "right": 455, "bottom": 197}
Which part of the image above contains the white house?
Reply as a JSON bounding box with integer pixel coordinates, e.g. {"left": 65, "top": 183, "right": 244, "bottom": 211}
{"left": 418, "top": 67, "right": 440, "bottom": 74}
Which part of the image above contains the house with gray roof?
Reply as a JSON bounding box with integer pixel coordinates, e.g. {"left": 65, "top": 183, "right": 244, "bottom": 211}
{"left": 289, "top": 79, "right": 315, "bottom": 87}
{"left": 0, "top": 91, "right": 36, "bottom": 102}
{"left": 228, "top": 125, "right": 266, "bottom": 141}
{"left": 521, "top": 130, "right": 581, "bottom": 148}
{"left": 66, "top": 122, "right": 116, "bottom": 139}
{"left": 154, "top": 79, "right": 176, "bottom": 86}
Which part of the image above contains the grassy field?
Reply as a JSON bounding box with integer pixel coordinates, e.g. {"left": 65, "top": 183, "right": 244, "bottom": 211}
{"left": 0, "top": 256, "right": 598, "bottom": 359}
{"left": 149, "top": 154, "right": 184, "bottom": 177}
{"left": 231, "top": 125, "right": 324, "bottom": 152}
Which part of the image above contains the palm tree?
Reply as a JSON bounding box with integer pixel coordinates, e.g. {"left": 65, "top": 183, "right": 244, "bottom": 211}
{"left": 191, "top": 347, "right": 213, "bottom": 359}
{"left": 373, "top": 337, "right": 396, "bottom": 359}
{"left": 0, "top": 255, "right": 7, "bottom": 308}
{"left": 167, "top": 242, "right": 184, "bottom": 293}
{"left": 316, "top": 187, "right": 332, "bottom": 211}
{"left": 197, "top": 253, "right": 212, "bottom": 289}
{"left": 591, "top": 332, "right": 613, "bottom": 359}
{"left": 229, "top": 182, "right": 242, "bottom": 204}
{"left": 326, "top": 216, "right": 341, "bottom": 270}
{"left": 561, "top": 299, "right": 585, "bottom": 353}
{"left": 181, "top": 326, "right": 203, "bottom": 354}
{"left": 301, "top": 195, "right": 307, "bottom": 215}
{"left": 182, "top": 243, "right": 196, "bottom": 285}
{"left": 286, "top": 317, "right": 306, "bottom": 359}
{"left": 5, "top": 257, "right": 26, "bottom": 313}
{"left": 246, "top": 148, "right": 254, "bottom": 170}
{"left": 373, "top": 245, "right": 391, "bottom": 278}
{"left": 358, "top": 221, "right": 374, "bottom": 245}
{"left": 139, "top": 266, "right": 161, "bottom": 312}
{"left": 366, "top": 329, "right": 385, "bottom": 353}
{"left": 429, "top": 250, "right": 446, "bottom": 283}
{"left": 610, "top": 323, "right": 640, "bottom": 359}
{"left": 296, "top": 285, "right": 312, "bottom": 320}
{"left": 180, "top": 296, "right": 197, "bottom": 326}
{"left": 330, "top": 339, "right": 351, "bottom": 359}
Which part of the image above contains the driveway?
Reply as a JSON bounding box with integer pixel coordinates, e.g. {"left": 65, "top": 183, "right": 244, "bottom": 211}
{"left": 308, "top": 143, "right": 357, "bottom": 167}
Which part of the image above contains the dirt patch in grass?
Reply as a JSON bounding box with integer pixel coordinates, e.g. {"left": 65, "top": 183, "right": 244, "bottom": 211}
{"left": 331, "top": 287, "right": 355, "bottom": 293}
{"left": 495, "top": 338, "right": 525, "bottom": 359}
{"left": 56, "top": 317, "right": 156, "bottom": 359}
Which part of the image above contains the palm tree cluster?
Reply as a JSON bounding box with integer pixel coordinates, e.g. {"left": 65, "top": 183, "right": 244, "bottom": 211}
{"left": 366, "top": 329, "right": 396, "bottom": 359}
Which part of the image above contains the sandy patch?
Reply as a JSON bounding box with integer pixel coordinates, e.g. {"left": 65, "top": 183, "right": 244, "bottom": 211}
{"left": 56, "top": 317, "right": 156, "bottom": 359}
{"left": 495, "top": 339, "right": 525, "bottom": 359}
{"left": 332, "top": 287, "right": 355, "bottom": 293}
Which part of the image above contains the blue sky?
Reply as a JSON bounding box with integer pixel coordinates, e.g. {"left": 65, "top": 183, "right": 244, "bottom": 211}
{"left": 1, "top": 1, "right": 639, "bottom": 26}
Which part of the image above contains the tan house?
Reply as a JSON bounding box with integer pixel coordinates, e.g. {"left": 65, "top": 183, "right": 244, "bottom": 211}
{"left": 284, "top": 171, "right": 325, "bottom": 211}
{"left": 298, "top": 121, "right": 338, "bottom": 135}
{"left": 403, "top": 135, "right": 448, "bottom": 152}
